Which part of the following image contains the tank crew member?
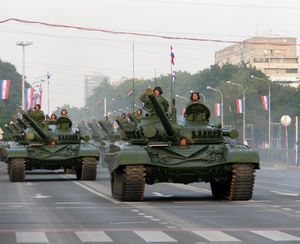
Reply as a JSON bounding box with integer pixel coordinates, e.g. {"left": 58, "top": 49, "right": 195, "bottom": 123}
{"left": 57, "top": 109, "right": 72, "bottom": 129}
{"left": 190, "top": 91, "right": 201, "bottom": 103}
{"left": 77, "top": 120, "right": 89, "bottom": 135}
{"left": 184, "top": 91, "right": 210, "bottom": 122}
{"left": 50, "top": 113, "right": 57, "bottom": 122}
{"left": 128, "top": 108, "right": 143, "bottom": 125}
{"left": 28, "top": 104, "right": 45, "bottom": 124}
{"left": 179, "top": 136, "right": 188, "bottom": 147}
{"left": 140, "top": 86, "right": 169, "bottom": 113}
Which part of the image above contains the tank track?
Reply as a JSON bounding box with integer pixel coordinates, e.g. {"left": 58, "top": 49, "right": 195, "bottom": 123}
{"left": 9, "top": 158, "right": 25, "bottom": 182}
{"left": 211, "top": 164, "right": 256, "bottom": 201}
{"left": 111, "top": 165, "right": 145, "bottom": 201}
{"left": 227, "top": 164, "right": 256, "bottom": 200}
{"left": 80, "top": 157, "right": 97, "bottom": 180}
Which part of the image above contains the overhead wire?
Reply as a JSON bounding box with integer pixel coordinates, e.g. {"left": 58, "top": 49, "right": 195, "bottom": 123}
{"left": 0, "top": 18, "right": 299, "bottom": 46}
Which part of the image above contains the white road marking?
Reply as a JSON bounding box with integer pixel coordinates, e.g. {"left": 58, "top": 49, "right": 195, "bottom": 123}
{"left": 271, "top": 191, "right": 299, "bottom": 196}
{"left": 0, "top": 203, "right": 33, "bottom": 205}
{"left": 73, "top": 181, "right": 119, "bottom": 204}
{"left": 134, "top": 231, "right": 177, "bottom": 242}
{"left": 56, "top": 202, "right": 94, "bottom": 205}
{"left": 32, "top": 194, "right": 52, "bottom": 199}
{"left": 143, "top": 215, "right": 154, "bottom": 218}
{"left": 75, "top": 231, "right": 113, "bottom": 242}
{"left": 152, "top": 192, "right": 173, "bottom": 197}
{"left": 193, "top": 231, "right": 241, "bottom": 242}
{"left": 169, "top": 184, "right": 211, "bottom": 193}
{"left": 16, "top": 232, "right": 48, "bottom": 243}
{"left": 251, "top": 230, "right": 300, "bottom": 241}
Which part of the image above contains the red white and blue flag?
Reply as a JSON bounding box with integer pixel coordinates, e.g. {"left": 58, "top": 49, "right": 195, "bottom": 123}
{"left": 127, "top": 90, "right": 133, "bottom": 96}
{"left": 25, "top": 87, "right": 34, "bottom": 110}
{"left": 37, "top": 83, "right": 43, "bottom": 105}
{"left": 0, "top": 80, "right": 11, "bottom": 100}
{"left": 236, "top": 99, "right": 243, "bottom": 113}
{"left": 214, "top": 103, "right": 221, "bottom": 117}
{"left": 170, "top": 46, "right": 175, "bottom": 65}
{"left": 261, "top": 95, "right": 269, "bottom": 111}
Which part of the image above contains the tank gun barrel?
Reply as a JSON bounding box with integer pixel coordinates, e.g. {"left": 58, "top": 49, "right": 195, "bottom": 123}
{"left": 4, "top": 124, "right": 15, "bottom": 134}
{"left": 16, "top": 118, "right": 28, "bottom": 129}
{"left": 147, "top": 93, "right": 175, "bottom": 137}
{"left": 21, "top": 111, "right": 50, "bottom": 142}
{"left": 98, "top": 121, "right": 111, "bottom": 135}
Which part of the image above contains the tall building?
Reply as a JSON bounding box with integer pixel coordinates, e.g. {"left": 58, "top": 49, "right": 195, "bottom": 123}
{"left": 215, "top": 36, "right": 299, "bottom": 84}
{"left": 84, "top": 74, "right": 106, "bottom": 105}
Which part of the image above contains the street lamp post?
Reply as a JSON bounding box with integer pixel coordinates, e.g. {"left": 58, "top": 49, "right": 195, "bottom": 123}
{"left": 227, "top": 81, "right": 246, "bottom": 144}
{"left": 206, "top": 86, "right": 223, "bottom": 125}
{"left": 175, "top": 94, "right": 189, "bottom": 102}
{"left": 251, "top": 75, "right": 271, "bottom": 148}
{"left": 16, "top": 41, "right": 33, "bottom": 110}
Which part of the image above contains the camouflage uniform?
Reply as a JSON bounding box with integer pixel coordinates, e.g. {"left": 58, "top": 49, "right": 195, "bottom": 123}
{"left": 28, "top": 110, "right": 45, "bottom": 125}
{"left": 140, "top": 91, "right": 169, "bottom": 113}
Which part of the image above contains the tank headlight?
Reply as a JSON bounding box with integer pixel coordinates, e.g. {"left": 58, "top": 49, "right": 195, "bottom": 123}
{"left": 49, "top": 139, "right": 57, "bottom": 146}
{"left": 229, "top": 129, "right": 239, "bottom": 139}
{"left": 25, "top": 131, "right": 35, "bottom": 141}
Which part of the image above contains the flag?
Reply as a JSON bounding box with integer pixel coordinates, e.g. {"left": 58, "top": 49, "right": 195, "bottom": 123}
{"left": 127, "top": 90, "right": 133, "bottom": 96}
{"left": 0, "top": 80, "right": 11, "bottom": 100}
{"left": 261, "top": 95, "right": 269, "bottom": 111}
{"left": 38, "top": 83, "right": 43, "bottom": 105}
{"left": 236, "top": 99, "right": 243, "bottom": 113}
{"left": 25, "top": 87, "right": 34, "bottom": 110}
{"left": 172, "top": 72, "right": 176, "bottom": 83}
{"left": 170, "top": 46, "right": 175, "bottom": 65}
{"left": 214, "top": 103, "right": 221, "bottom": 117}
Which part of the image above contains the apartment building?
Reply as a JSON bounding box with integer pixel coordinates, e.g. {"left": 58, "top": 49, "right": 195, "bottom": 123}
{"left": 215, "top": 36, "right": 299, "bottom": 85}
{"left": 84, "top": 74, "right": 106, "bottom": 105}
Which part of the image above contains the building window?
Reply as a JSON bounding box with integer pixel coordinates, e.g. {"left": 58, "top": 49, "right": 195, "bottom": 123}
{"left": 286, "top": 68, "right": 298, "bottom": 73}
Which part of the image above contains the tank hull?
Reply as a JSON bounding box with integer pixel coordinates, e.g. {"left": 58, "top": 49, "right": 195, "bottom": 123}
{"left": 109, "top": 142, "right": 259, "bottom": 201}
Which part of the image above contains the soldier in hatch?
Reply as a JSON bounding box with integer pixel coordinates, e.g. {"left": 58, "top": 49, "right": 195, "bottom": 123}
{"left": 140, "top": 86, "right": 169, "bottom": 113}
{"left": 190, "top": 91, "right": 201, "bottom": 103}
{"left": 28, "top": 104, "right": 45, "bottom": 124}
{"left": 56, "top": 109, "right": 72, "bottom": 129}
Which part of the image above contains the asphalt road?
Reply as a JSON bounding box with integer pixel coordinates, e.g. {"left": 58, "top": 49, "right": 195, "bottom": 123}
{"left": 0, "top": 162, "right": 300, "bottom": 244}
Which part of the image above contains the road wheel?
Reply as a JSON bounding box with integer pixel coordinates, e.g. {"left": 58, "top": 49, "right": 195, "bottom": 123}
{"left": 9, "top": 158, "right": 25, "bottom": 182}
{"left": 81, "top": 157, "right": 97, "bottom": 180}
{"left": 210, "top": 180, "right": 230, "bottom": 199}
{"left": 111, "top": 165, "right": 145, "bottom": 201}
{"left": 76, "top": 167, "right": 82, "bottom": 180}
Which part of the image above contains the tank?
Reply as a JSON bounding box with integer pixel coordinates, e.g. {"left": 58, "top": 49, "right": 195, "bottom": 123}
{"left": 7, "top": 111, "right": 99, "bottom": 182}
{"left": 109, "top": 89, "right": 260, "bottom": 201}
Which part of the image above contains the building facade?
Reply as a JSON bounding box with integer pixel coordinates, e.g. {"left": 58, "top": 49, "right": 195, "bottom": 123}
{"left": 215, "top": 36, "right": 299, "bottom": 84}
{"left": 84, "top": 74, "right": 106, "bottom": 105}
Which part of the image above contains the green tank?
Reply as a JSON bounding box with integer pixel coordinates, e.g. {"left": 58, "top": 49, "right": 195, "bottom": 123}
{"left": 7, "top": 111, "right": 99, "bottom": 182}
{"left": 109, "top": 89, "right": 260, "bottom": 201}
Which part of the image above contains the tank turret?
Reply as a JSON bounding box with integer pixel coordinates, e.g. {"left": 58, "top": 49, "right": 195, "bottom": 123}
{"left": 6, "top": 110, "right": 99, "bottom": 182}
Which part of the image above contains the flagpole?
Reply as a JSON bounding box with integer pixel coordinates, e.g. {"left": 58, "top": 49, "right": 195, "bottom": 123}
{"left": 170, "top": 46, "right": 174, "bottom": 104}
{"left": 132, "top": 41, "right": 135, "bottom": 113}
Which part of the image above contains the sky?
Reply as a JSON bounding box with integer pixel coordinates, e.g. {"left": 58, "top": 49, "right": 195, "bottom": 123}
{"left": 0, "top": 0, "right": 299, "bottom": 114}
